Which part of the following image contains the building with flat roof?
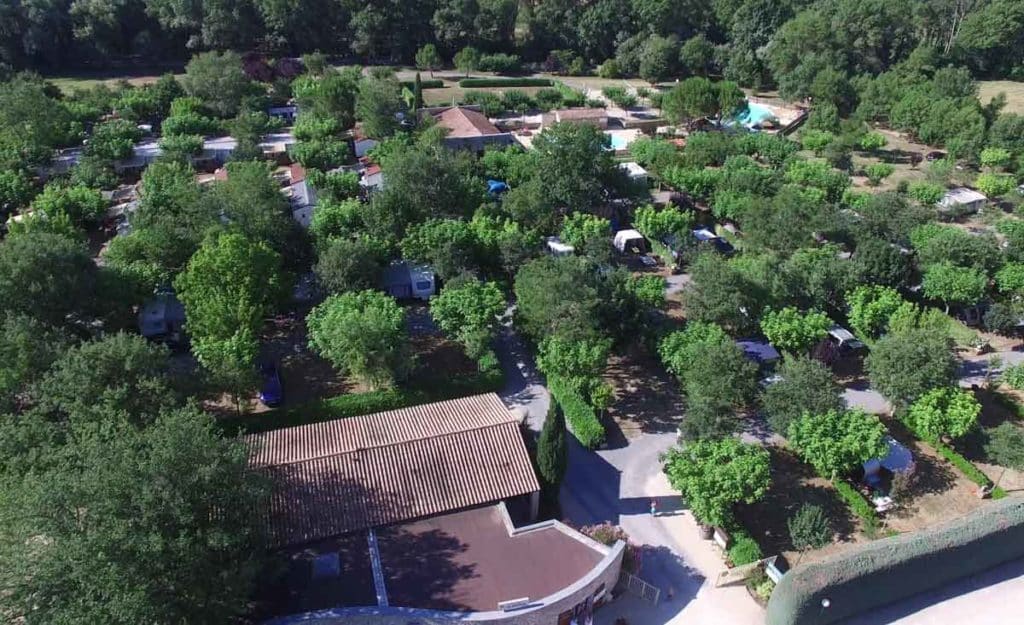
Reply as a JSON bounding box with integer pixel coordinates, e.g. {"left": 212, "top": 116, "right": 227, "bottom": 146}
{"left": 939, "top": 187, "right": 987, "bottom": 215}
{"left": 251, "top": 394, "right": 625, "bottom": 625}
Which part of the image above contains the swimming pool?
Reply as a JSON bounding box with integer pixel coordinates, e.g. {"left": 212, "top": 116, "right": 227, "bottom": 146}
{"left": 734, "top": 102, "right": 776, "bottom": 128}
{"left": 608, "top": 133, "right": 629, "bottom": 150}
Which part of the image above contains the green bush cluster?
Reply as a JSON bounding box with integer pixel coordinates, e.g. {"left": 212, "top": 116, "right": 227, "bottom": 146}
{"left": 399, "top": 79, "right": 444, "bottom": 90}
{"left": 832, "top": 479, "right": 880, "bottom": 531}
{"left": 458, "top": 78, "right": 553, "bottom": 88}
{"left": 728, "top": 534, "right": 763, "bottom": 566}
{"left": 548, "top": 375, "right": 605, "bottom": 449}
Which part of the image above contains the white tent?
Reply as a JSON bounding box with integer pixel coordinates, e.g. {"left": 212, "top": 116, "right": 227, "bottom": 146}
{"left": 613, "top": 229, "right": 647, "bottom": 253}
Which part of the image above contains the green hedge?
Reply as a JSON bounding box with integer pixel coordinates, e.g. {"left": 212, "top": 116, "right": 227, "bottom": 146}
{"left": 400, "top": 79, "right": 445, "bottom": 90}
{"left": 900, "top": 418, "right": 1006, "bottom": 498}
{"left": 458, "top": 78, "right": 553, "bottom": 88}
{"left": 832, "top": 479, "right": 880, "bottom": 531}
{"left": 548, "top": 376, "right": 605, "bottom": 449}
{"left": 767, "top": 497, "right": 1024, "bottom": 625}
{"left": 220, "top": 365, "right": 504, "bottom": 436}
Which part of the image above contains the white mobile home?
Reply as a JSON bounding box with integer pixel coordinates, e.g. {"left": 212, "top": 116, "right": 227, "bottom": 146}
{"left": 380, "top": 261, "right": 435, "bottom": 300}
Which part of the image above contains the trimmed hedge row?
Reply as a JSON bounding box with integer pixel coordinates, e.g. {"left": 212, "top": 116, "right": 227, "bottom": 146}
{"left": 548, "top": 376, "right": 605, "bottom": 449}
{"left": 832, "top": 479, "right": 880, "bottom": 531}
{"left": 220, "top": 365, "right": 504, "bottom": 435}
{"left": 400, "top": 79, "right": 445, "bottom": 90}
{"left": 767, "top": 497, "right": 1024, "bottom": 625}
{"left": 458, "top": 77, "right": 553, "bottom": 88}
{"left": 900, "top": 418, "right": 1007, "bottom": 499}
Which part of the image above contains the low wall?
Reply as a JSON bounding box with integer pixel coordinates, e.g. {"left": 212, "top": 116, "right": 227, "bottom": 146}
{"left": 266, "top": 525, "right": 625, "bottom": 625}
{"left": 766, "top": 497, "right": 1024, "bottom": 625}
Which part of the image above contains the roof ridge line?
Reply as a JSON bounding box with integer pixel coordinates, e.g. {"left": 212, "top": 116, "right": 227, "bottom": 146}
{"left": 253, "top": 418, "right": 520, "bottom": 469}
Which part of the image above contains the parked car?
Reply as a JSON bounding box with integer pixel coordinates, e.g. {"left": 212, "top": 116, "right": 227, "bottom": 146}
{"left": 827, "top": 325, "right": 866, "bottom": 354}
{"left": 692, "top": 228, "right": 735, "bottom": 255}
{"left": 925, "top": 150, "right": 946, "bottom": 161}
{"left": 260, "top": 362, "right": 283, "bottom": 407}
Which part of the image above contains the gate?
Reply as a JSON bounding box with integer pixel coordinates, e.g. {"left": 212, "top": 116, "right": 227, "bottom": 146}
{"left": 621, "top": 572, "right": 661, "bottom": 605}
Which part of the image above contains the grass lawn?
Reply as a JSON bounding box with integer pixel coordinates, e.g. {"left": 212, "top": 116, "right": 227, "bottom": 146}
{"left": 979, "top": 80, "right": 1024, "bottom": 114}
{"left": 46, "top": 70, "right": 181, "bottom": 95}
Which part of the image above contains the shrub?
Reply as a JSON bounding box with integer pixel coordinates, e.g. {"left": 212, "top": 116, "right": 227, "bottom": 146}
{"left": 548, "top": 376, "right": 605, "bottom": 449}
{"left": 501, "top": 89, "right": 535, "bottom": 112}
{"left": 729, "top": 536, "right": 763, "bottom": 566}
{"left": 864, "top": 162, "right": 895, "bottom": 186}
{"left": 534, "top": 88, "right": 563, "bottom": 111}
{"left": 788, "top": 504, "right": 832, "bottom": 550}
{"left": 907, "top": 180, "right": 946, "bottom": 205}
{"left": 399, "top": 79, "right": 444, "bottom": 90}
{"left": 458, "top": 78, "right": 552, "bottom": 88}
{"left": 597, "top": 59, "right": 621, "bottom": 78}
{"left": 602, "top": 86, "right": 637, "bottom": 108}
{"left": 832, "top": 479, "right": 879, "bottom": 531}
{"left": 462, "top": 90, "right": 504, "bottom": 117}
{"left": 580, "top": 522, "right": 641, "bottom": 573}
{"left": 478, "top": 53, "right": 522, "bottom": 74}
{"left": 1002, "top": 363, "right": 1024, "bottom": 390}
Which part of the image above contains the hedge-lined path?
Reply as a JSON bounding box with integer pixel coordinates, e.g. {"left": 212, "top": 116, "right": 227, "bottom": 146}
{"left": 561, "top": 434, "right": 764, "bottom": 625}
{"left": 493, "top": 327, "right": 763, "bottom": 624}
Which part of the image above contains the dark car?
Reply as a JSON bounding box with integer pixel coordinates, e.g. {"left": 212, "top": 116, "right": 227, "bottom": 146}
{"left": 925, "top": 150, "right": 946, "bottom": 162}
{"left": 259, "top": 362, "right": 283, "bottom": 407}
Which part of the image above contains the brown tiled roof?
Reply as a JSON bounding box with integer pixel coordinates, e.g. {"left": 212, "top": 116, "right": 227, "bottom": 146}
{"left": 247, "top": 393, "right": 540, "bottom": 547}
{"left": 433, "top": 107, "right": 502, "bottom": 138}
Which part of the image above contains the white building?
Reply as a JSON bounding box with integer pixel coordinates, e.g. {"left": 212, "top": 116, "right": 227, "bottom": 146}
{"left": 938, "top": 187, "right": 987, "bottom": 215}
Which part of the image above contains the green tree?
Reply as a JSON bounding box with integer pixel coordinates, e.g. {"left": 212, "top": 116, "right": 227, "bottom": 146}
{"left": 639, "top": 35, "right": 678, "bottom": 85}
{"left": 415, "top": 43, "right": 443, "bottom": 76}
{"left": 429, "top": 279, "right": 506, "bottom": 360}
{"left": 681, "top": 253, "right": 766, "bottom": 335}
{"left": 0, "top": 170, "right": 35, "bottom": 219}
{"left": 536, "top": 401, "right": 568, "bottom": 492}
{"left": 356, "top": 75, "right": 404, "bottom": 139}
{"left": 662, "top": 77, "right": 745, "bottom": 127}
{"left": 853, "top": 236, "right": 911, "bottom": 288}
{"left": 314, "top": 237, "right": 386, "bottom": 294}
{"left": 514, "top": 256, "right": 601, "bottom": 341}
{"left": 995, "top": 263, "right": 1024, "bottom": 296}
{"left": 85, "top": 118, "right": 143, "bottom": 160}
{"left": 560, "top": 212, "right": 611, "bottom": 261}
{"left": 759, "top": 307, "right": 830, "bottom": 354}
{"left": 679, "top": 34, "right": 715, "bottom": 75}
{"left": 921, "top": 262, "right": 988, "bottom": 312}
{"left": 306, "top": 290, "right": 409, "bottom": 389}
{"left": 0, "top": 407, "right": 268, "bottom": 625}
{"left": 906, "top": 387, "right": 981, "bottom": 441}
{"left": 980, "top": 147, "right": 1013, "bottom": 171}
{"left": 659, "top": 322, "right": 731, "bottom": 379}
{"left": 181, "top": 51, "right": 256, "bottom": 118}
{"left": 31, "top": 183, "right": 107, "bottom": 227}
{"left": 201, "top": 160, "right": 297, "bottom": 256}
{"left": 867, "top": 328, "right": 958, "bottom": 407}
{"left": 634, "top": 204, "right": 694, "bottom": 243}
{"left": 400, "top": 218, "right": 478, "bottom": 280}
{"left": 864, "top": 162, "right": 895, "bottom": 186}
{"left": 985, "top": 423, "right": 1024, "bottom": 472}
{"left": 532, "top": 122, "right": 616, "bottom": 213}
{"left": 761, "top": 356, "right": 845, "bottom": 435}
{"left": 975, "top": 172, "right": 1016, "bottom": 198}
{"left": 174, "top": 233, "right": 286, "bottom": 373}
{"left": 663, "top": 438, "right": 771, "bottom": 527}
{"left": 0, "top": 314, "right": 72, "bottom": 412}
{"left": 454, "top": 46, "right": 482, "bottom": 77}
{"left": 846, "top": 285, "right": 906, "bottom": 339}
{"left": 788, "top": 409, "right": 890, "bottom": 479}
{"left": 537, "top": 334, "right": 611, "bottom": 396}
{"left": 907, "top": 181, "right": 945, "bottom": 205}
{"left": 32, "top": 333, "right": 177, "bottom": 426}
{"left": 0, "top": 232, "right": 97, "bottom": 326}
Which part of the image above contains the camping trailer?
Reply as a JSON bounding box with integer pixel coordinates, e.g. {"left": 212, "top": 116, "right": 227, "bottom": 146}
{"left": 380, "top": 261, "right": 435, "bottom": 301}
{"left": 613, "top": 229, "right": 648, "bottom": 254}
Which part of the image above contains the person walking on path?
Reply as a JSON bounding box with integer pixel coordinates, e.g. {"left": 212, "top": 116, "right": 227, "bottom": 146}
{"left": 650, "top": 500, "right": 658, "bottom": 517}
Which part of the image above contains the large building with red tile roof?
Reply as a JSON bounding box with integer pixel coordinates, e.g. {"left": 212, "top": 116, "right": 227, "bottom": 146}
{"left": 430, "top": 107, "right": 515, "bottom": 152}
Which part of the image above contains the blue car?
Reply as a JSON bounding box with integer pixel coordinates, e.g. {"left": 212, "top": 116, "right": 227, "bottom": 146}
{"left": 259, "top": 362, "right": 283, "bottom": 407}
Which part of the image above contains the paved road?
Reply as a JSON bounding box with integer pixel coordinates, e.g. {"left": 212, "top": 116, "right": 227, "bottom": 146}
{"left": 494, "top": 324, "right": 549, "bottom": 431}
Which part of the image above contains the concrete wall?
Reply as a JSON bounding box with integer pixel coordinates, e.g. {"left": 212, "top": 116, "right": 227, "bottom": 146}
{"left": 264, "top": 530, "right": 625, "bottom": 625}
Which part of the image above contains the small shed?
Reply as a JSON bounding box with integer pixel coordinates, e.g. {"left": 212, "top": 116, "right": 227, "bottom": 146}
{"left": 938, "top": 187, "right": 987, "bottom": 215}
{"left": 380, "top": 261, "right": 435, "bottom": 301}
{"left": 138, "top": 292, "right": 186, "bottom": 343}
{"left": 545, "top": 236, "right": 575, "bottom": 257}
{"left": 613, "top": 229, "right": 647, "bottom": 254}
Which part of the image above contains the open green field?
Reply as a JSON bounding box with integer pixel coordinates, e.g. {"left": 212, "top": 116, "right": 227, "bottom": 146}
{"left": 979, "top": 80, "right": 1024, "bottom": 114}
{"left": 45, "top": 71, "right": 180, "bottom": 95}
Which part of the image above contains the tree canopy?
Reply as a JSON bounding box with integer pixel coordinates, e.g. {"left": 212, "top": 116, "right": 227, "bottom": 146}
{"left": 663, "top": 438, "right": 771, "bottom": 527}
{"left": 788, "top": 409, "right": 890, "bottom": 479}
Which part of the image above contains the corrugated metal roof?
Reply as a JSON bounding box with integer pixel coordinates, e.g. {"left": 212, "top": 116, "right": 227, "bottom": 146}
{"left": 247, "top": 393, "right": 540, "bottom": 547}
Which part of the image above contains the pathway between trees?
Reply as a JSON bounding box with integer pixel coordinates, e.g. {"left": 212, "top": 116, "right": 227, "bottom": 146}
{"left": 494, "top": 327, "right": 764, "bottom": 625}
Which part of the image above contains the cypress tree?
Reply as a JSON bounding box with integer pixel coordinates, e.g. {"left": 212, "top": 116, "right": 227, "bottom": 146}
{"left": 413, "top": 72, "right": 424, "bottom": 110}
{"left": 537, "top": 400, "right": 567, "bottom": 490}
